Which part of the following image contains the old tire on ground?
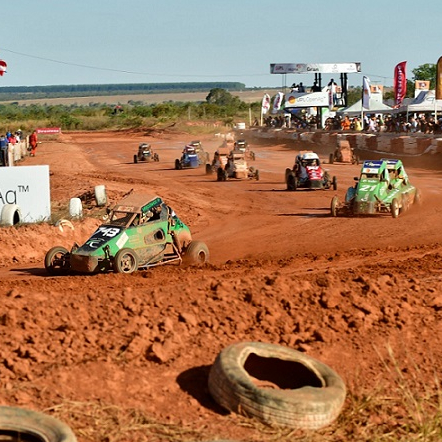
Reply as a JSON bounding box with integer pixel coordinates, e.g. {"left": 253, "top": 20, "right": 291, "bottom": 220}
{"left": 69, "top": 197, "right": 83, "bottom": 218}
{"left": 0, "top": 406, "right": 77, "bottom": 442}
{"left": 94, "top": 185, "right": 107, "bottom": 207}
{"left": 0, "top": 203, "right": 22, "bottom": 226}
{"left": 391, "top": 198, "right": 400, "bottom": 218}
{"left": 208, "top": 342, "right": 346, "bottom": 430}
{"left": 113, "top": 248, "right": 139, "bottom": 274}
{"left": 44, "top": 246, "right": 70, "bottom": 275}
{"left": 330, "top": 196, "right": 339, "bottom": 217}
{"left": 182, "top": 240, "right": 209, "bottom": 266}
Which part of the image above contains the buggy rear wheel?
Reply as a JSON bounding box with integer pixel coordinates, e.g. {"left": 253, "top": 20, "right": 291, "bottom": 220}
{"left": 114, "top": 248, "right": 139, "bottom": 273}
{"left": 332, "top": 176, "right": 337, "bottom": 191}
{"left": 329, "top": 153, "right": 334, "bottom": 164}
{"left": 134, "top": 154, "right": 138, "bottom": 164}
{"left": 45, "top": 246, "right": 70, "bottom": 275}
{"left": 182, "top": 240, "right": 209, "bottom": 266}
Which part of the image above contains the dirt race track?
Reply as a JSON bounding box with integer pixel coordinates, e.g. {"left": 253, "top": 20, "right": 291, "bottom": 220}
{"left": 1, "top": 129, "right": 442, "bottom": 441}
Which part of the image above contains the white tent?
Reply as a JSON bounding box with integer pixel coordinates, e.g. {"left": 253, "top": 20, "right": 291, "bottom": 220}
{"left": 396, "top": 90, "right": 442, "bottom": 114}
{"left": 338, "top": 97, "right": 393, "bottom": 116}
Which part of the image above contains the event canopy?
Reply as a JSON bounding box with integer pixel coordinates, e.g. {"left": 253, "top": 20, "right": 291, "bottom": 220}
{"left": 395, "top": 90, "right": 442, "bottom": 114}
{"left": 337, "top": 97, "right": 393, "bottom": 116}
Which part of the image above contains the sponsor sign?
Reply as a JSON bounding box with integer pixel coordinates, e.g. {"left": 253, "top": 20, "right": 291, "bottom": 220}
{"left": 284, "top": 91, "right": 329, "bottom": 108}
{"left": 0, "top": 165, "right": 51, "bottom": 223}
{"left": 270, "top": 62, "right": 361, "bottom": 74}
{"left": 36, "top": 127, "right": 61, "bottom": 134}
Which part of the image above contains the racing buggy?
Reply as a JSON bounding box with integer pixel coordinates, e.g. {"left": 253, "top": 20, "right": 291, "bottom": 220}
{"left": 217, "top": 149, "right": 259, "bottom": 181}
{"left": 45, "top": 193, "right": 209, "bottom": 275}
{"left": 206, "top": 146, "right": 230, "bottom": 175}
{"left": 234, "top": 139, "right": 255, "bottom": 161}
{"left": 330, "top": 159, "right": 421, "bottom": 218}
{"left": 329, "top": 139, "right": 359, "bottom": 164}
{"left": 175, "top": 142, "right": 209, "bottom": 169}
{"left": 285, "top": 151, "right": 337, "bottom": 191}
{"left": 134, "top": 143, "right": 159, "bottom": 163}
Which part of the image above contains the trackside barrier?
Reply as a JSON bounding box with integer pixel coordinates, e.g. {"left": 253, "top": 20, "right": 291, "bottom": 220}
{"left": 247, "top": 128, "right": 442, "bottom": 157}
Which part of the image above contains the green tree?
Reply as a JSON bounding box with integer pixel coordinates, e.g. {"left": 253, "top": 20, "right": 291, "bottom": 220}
{"left": 206, "top": 88, "right": 239, "bottom": 107}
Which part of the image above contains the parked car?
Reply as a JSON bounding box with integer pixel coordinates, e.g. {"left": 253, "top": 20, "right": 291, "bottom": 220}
{"left": 134, "top": 143, "right": 159, "bottom": 163}
{"left": 45, "top": 193, "right": 209, "bottom": 274}
{"left": 285, "top": 151, "right": 337, "bottom": 191}
{"left": 330, "top": 159, "right": 421, "bottom": 218}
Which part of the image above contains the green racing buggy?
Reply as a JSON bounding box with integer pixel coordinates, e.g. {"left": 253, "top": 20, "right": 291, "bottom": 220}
{"left": 330, "top": 159, "right": 421, "bottom": 218}
{"left": 45, "top": 193, "right": 209, "bottom": 275}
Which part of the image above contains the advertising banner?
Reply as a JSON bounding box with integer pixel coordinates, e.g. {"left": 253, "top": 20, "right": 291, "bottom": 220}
{"left": 0, "top": 165, "right": 51, "bottom": 223}
{"left": 362, "top": 76, "right": 371, "bottom": 110}
{"left": 284, "top": 91, "right": 329, "bottom": 108}
{"left": 394, "top": 61, "right": 407, "bottom": 106}
{"left": 271, "top": 92, "right": 284, "bottom": 114}
{"left": 270, "top": 62, "right": 361, "bottom": 74}
{"left": 261, "top": 94, "right": 271, "bottom": 114}
{"left": 436, "top": 56, "right": 442, "bottom": 100}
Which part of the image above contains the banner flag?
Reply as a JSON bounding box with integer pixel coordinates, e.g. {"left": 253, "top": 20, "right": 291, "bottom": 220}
{"left": 436, "top": 56, "right": 442, "bottom": 100}
{"left": 0, "top": 60, "right": 7, "bottom": 76}
{"left": 362, "top": 76, "right": 371, "bottom": 110}
{"left": 261, "top": 93, "right": 271, "bottom": 115}
{"left": 394, "top": 61, "right": 407, "bottom": 106}
{"left": 271, "top": 92, "right": 284, "bottom": 114}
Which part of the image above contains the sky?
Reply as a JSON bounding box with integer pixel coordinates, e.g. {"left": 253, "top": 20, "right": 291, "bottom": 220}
{"left": 1, "top": 0, "right": 441, "bottom": 90}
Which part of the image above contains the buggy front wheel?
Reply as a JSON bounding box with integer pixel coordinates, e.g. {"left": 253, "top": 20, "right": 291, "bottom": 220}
{"left": 391, "top": 198, "right": 400, "bottom": 218}
{"left": 114, "top": 248, "right": 139, "bottom": 273}
{"left": 330, "top": 196, "right": 339, "bottom": 217}
{"left": 45, "top": 246, "right": 70, "bottom": 275}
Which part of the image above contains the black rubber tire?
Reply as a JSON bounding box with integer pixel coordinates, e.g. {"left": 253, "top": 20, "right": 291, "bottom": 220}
{"left": 0, "top": 406, "right": 77, "bottom": 442}
{"left": 45, "top": 246, "right": 70, "bottom": 275}
{"left": 329, "top": 153, "right": 334, "bottom": 164}
{"left": 113, "top": 248, "right": 139, "bottom": 273}
{"left": 330, "top": 196, "right": 339, "bottom": 217}
{"left": 287, "top": 173, "right": 296, "bottom": 191}
{"left": 154, "top": 153, "right": 159, "bottom": 162}
{"left": 255, "top": 169, "right": 260, "bottom": 181}
{"left": 134, "top": 154, "right": 138, "bottom": 164}
{"left": 332, "top": 176, "right": 337, "bottom": 191}
{"left": 182, "top": 240, "right": 209, "bottom": 266}
{"left": 208, "top": 342, "right": 346, "bottom": 430}
{"left": 391, "top": 198, "right": 400, "bottom": 218}
{"left": 206, "top": 163, "right": 213, "bottom": 175}
{"left": 175, "top": 159, "right": 181, "bottom": 170}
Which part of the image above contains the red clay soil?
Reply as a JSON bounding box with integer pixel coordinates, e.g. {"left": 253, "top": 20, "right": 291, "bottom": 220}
{"left": 1, "top": 129, "right": 442, "bottom": 441}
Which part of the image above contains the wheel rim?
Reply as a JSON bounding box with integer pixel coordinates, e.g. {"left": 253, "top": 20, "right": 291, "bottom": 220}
{"left": 120, "top": 253, "right": 136, "bottom": 272}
